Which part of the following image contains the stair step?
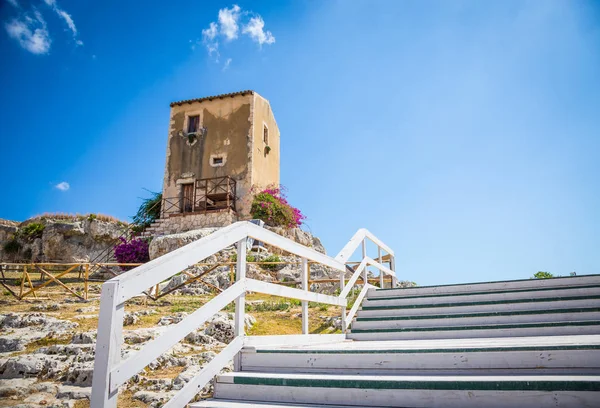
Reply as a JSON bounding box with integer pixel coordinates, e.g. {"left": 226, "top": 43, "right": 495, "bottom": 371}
{"left": 358, "top": 295, "right": 600, "bottom": 317}
{"left": 241, "top": 335, "right": 600, "bottom": 375}
{"left": 352, "top": 307, "right": 600, "bottom": 329}
{"left": 348, "top": 320, "right": 600, "bottom": 341}
{"left": 213, "top": 372, "right": 600, "bottom": 408}
{"left": 191, "top": 400, "right": 353, "bottom": 408}
{"left": 369, "top": 274, "right": 600, "bottom": 298}
{"left": 363, "top": 285, "right": 600, "bottom": 307}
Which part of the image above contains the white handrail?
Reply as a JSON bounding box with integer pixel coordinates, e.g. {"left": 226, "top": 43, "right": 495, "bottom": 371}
{"left": 91, "top": 221, "right": 396, "bottom": 408}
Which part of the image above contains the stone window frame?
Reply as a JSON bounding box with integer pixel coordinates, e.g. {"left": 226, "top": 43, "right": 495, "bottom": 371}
{"left": 183, "top": 109, "right": 203, "bottom": 135}
{"left": 210, "top": 153, "right": 227, "bottom": 167}
{"left": 263, "top": 122, "right": 269, "bottom": 145}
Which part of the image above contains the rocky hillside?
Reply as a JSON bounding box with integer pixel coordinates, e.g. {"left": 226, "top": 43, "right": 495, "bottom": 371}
{"left": 0, "top": 215, "right": 126, "bottom": 263}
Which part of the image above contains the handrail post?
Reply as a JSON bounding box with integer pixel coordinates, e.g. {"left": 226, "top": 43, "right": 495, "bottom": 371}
{"left": 91, "top": 281, "right": 124, "bottom": 408}
{"left": 361, "top": 239, "right": 368, "bottom": 286}
{"left": 234, "top": 238, "right": 247, "bottom": 371}
{"left": 340, "top": 271, "right": 347, "bottom": 332}
{"left": 378, "top": 247, "right": 384, "bottom": 288}
{"left": 301, "top": 258, "right": 309, "bottom": 334}
{"left": 390, "top": 255, "right": 397, "bottom": 287}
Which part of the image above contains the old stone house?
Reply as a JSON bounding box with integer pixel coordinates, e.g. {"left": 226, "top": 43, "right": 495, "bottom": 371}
{"left": 149, "top": 90, "right": 280, "bottom": 235}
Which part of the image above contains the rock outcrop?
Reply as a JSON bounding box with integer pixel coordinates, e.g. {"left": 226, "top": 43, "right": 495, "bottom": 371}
{"left": 0, "top": 216, "right": 126, "bottom": 263}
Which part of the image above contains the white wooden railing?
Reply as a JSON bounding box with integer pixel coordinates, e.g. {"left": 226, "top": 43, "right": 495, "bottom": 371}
{"left": 91, "top": 221, "right": 396, "bottom": 408}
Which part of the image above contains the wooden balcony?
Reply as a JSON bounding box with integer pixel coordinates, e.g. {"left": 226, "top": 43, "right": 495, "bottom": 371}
{"left": 163, "top": 176, "right": 236, "bottom": 216}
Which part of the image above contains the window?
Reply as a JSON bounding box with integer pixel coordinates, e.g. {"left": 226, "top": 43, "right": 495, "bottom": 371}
{"left": 187, "top": 115, "right": 200, "bottom": 133}
{"left": 263, "top": 124, "right": 269, "bottom": 145}
{"left": 211, "top": 156, "right": 224, "bottom": 166}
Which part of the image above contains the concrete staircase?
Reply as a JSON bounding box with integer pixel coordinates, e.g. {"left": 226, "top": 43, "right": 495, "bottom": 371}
{"left": 191, "top": 274, "right": 600, "bottom": 407}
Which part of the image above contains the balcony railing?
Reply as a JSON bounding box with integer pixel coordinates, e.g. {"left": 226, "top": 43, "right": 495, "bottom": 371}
{"left": 163, "top": 176, "right": 236, "bottom": 216}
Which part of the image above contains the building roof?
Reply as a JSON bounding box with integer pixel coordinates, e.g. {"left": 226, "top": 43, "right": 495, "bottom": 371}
{"left": 170, "top": 90, "right": 255, "bottom": 107}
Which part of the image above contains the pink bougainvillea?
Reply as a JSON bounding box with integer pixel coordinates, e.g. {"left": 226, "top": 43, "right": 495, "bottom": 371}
{"left": 250, "top": 185, "right": 306, "bottom": 228}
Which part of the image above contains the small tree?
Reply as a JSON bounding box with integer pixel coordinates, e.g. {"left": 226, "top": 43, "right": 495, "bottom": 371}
{"left": 132, "top": 191, "right": 162, "bottom": 232}
{"left": 532, "top": 271, "right": 554, "bottom": 279}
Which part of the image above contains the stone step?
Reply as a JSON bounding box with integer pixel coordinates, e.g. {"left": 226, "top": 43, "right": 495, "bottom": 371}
{"left": 241, "top": 335, "right": 600, "bottom": 375}
{"left": 368, "top": 274, "right": 600, "bottom": 299}
{"left": 191, "top": 400, "right": 352, "bottom": 408}
{"left": 362, "top": 285, "right": 600, "bottom": 307}
{"left": 212, "top": 372, "right": 600, "bottom": 408}
{"left": 352, "top": 307, "right": 600, "bottom": 330}
{"left": 357, "top": 295, "right": 600, "bottom": 317}
{"left": 347, "top": 320, "right": 600, "bottom": 341}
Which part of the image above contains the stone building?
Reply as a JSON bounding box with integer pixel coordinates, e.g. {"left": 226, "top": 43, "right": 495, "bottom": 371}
{"left": 149, "top": 90, "right": 280, "bottom": 236}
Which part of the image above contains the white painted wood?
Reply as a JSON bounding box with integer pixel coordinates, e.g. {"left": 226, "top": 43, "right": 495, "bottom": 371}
{"left": 90, "top": 281, "right": 124, "bottom": 408}
{"left": 115, "top": 222, "right": 248, "bottom": 302}
{"left": 390, "top": 255, "right": 397, "bottom": 287}
{"left": 339, "top": 259, "right": 368, "bottom": 299}
{"left": 244, "top": 334, "right": 346, "bottom": 348}
{"left": 368, "top": 274, "right": 600, "bottom": 298}
{"left": 339, "top": 272, "right": 347, "bottom": 333}
{"left": 164, "top": 336, "right": 244, "bottom": 408}
{"left": 245, "top": 279, "right": 346, "bottom": 307}
{"left": 361, "top": 240, "right": 367, "bottom": 285}
{"left": 110, "top": 280, "right": 245, "bottom": 390}
{"left": 241, "top": 348, "right": 600, "bottom": 375}
{"left": 334, "top": 229, "right": 367, "bottom": 264}
{"left": 301, "top": 258, "right": 308, "bottom": 335}
{"left": 352, "top": 310, "right": 600, "bottom": 330}
{"left": 357, "top": 298, "right": 600, "bottom": 317}
{"left": 191, "top": 400, "right": 354, "bottom": 408}
{"left": 344, "top": 284, "right": 373, "bottom": 328}
{"left": 378, "top": 247, "right": 384, "bottom": 288}
{"left": 362, "top": 286, "right": 600, "bottom": 307}
{"left": 234, "top": 239, "right": 246, "bottom": 372}
{"left": 250, "top": 335, "right": 600, "bottom": 351}
{"left": 339, "top": 258, "right": 394, "bottom": 300}
{"left": 347, "top": 323, "right": 600, "bottom": 341}
{"left": 215, "top": 383, "right": 599, "bottom": 408}
{"left": 246, "top": 223, "right": 345, "bottom": 271}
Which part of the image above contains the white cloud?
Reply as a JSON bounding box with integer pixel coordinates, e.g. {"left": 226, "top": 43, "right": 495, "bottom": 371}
{"left": 5, "top": 10, "right": 51, "bottom": 55}
{"left": 55, "top": 181, "right": 70, "bottom": 191}
{"left": 44, "top": 0, "right": 82, "bottom": 45}
{"left": 6, "top": 0, "right": 19, "bottom": 8}
{"left": 202, "top": 21, "right": 218, "bottom": 41}
{"left": 198, "top": 4, "right": 275, "bottom": 63}
{"left": 242, "top": 16, "right": 275, "bottom": 46}
{"left": 218, "top": 4, "right": 240, "bottom": 41}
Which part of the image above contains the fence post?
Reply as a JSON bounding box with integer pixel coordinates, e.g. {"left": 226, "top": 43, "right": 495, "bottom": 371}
{"left": 234, "top": 238, "right": 247, "bottom": 371}
{"left": 90, "top": 281, "right": 124, "bottom": 408}
{"left": 301, "top": 258, "right": 309, "bottom": 334}
{"left": 340, "top": 271, "right": 347, "bottom": 332}
{"left": 84, "top": 264, "right": 89, "bottom": 300}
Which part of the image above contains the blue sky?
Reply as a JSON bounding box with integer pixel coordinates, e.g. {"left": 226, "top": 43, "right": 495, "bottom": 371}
{"left": 1, "top": 0, "right": 599, "bottom": 285}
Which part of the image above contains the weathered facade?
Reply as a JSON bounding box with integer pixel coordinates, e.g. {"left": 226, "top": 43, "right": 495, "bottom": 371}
{"left": 157, "top": 90, "right": 280, "bottom": 234}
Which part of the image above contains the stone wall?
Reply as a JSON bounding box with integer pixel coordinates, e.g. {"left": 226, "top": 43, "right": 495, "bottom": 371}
{"left": 150, "top": 210, "right": 238, "bottom": 236}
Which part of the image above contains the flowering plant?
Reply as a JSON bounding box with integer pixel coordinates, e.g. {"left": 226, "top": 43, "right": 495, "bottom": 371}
{"left": 250, "top": 185, "right": 306, "bottom": 228}
{"left": 114, "top": 237, "right": 150, "bottom": 270}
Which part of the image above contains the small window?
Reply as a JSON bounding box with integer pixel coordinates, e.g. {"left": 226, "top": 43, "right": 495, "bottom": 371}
{"left": 263, "top": 124, "right": 269, "bottom": 145}
{"left": 212, "top": 156, "right": 224, "bottom": 166}
{"left": 187, "top": 115, "right": 200, "bottom": 133}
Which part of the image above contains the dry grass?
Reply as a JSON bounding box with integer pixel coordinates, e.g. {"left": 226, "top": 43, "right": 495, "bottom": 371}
{"left": 25, "top": 213, "right": 127, "bottom": 224}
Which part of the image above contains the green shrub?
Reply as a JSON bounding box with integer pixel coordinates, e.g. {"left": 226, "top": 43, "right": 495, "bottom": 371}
{"left": 260, "top": 254, "right": 282, "bottom": 271}
{"left": 230, "top": 253, "right": 256, "bottom": 263}
{"left": 532, "top": 271, "right": 554, "bottom": 279}
{"left": 3, "top": 239, "right": 21, "bottom": 254}
{"left": 21, "top": 223, "right": 45, "bottom": 240}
